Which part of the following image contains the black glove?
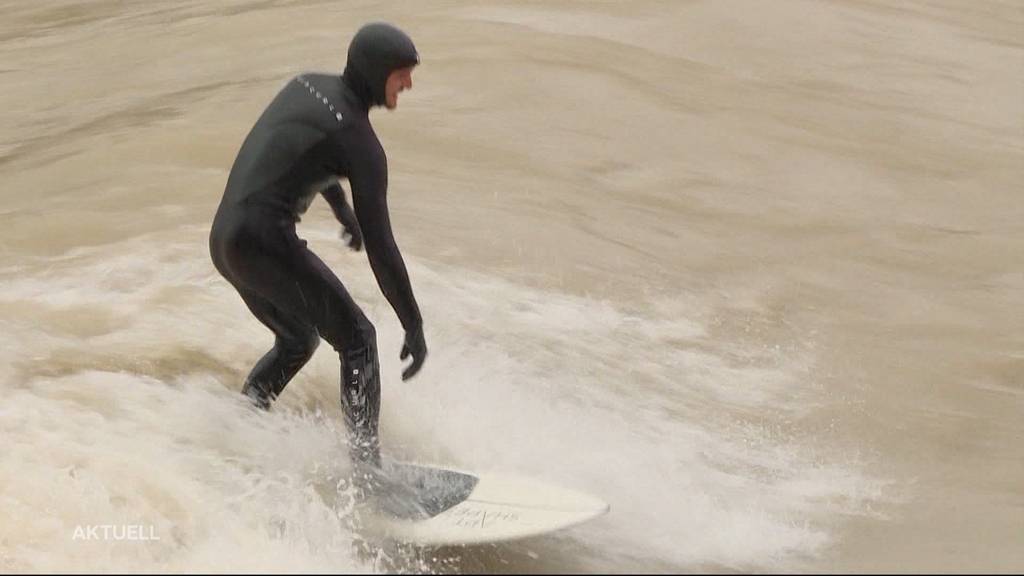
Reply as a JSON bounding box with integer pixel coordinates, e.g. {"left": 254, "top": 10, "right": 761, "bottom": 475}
{"left": 400, "top": 324, "right": 427, "bottom": 381}
{"left": 340, "top": 226, "right": 363, "bottom": 252}
{"left": 321, "top": 182, "right": 362, "bottom": 251}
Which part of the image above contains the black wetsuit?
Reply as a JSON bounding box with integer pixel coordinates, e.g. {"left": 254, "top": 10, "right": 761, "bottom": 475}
{"left": 209, "top": 23, "right": 422, "bottom": 464}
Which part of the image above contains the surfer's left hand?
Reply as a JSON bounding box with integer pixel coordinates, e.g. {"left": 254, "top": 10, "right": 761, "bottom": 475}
{"left": 340, "top": 226, "right": 363, "bottom": 252}
{"left": 400, "top": 324, "right": 427, "bottom": 381}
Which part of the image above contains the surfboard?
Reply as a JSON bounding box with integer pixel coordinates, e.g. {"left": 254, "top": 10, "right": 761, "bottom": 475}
{"left": 355, "top": 459, "right": 609, "bottom": 546}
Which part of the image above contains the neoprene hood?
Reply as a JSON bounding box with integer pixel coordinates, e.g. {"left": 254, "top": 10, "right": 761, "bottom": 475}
{"left": 342, "top": 22, "right": 419, "bottom": 109}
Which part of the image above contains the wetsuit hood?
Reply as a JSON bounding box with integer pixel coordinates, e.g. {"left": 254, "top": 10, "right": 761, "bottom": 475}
{"left": 342, "top": 22, "right": 419, "bottom": 110}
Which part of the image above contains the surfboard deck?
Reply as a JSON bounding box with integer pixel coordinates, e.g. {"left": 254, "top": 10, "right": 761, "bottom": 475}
{"left": 355, "top": 459, "right": 609, "bottom": 546}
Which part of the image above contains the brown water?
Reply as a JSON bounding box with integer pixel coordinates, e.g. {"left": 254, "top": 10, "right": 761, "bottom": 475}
{"left": 1, "top": 0, "right": 1022, "bottom": 572}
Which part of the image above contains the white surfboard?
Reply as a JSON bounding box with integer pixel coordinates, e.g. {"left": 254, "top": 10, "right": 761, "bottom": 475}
{"left": 356, "top": 460, "right": 609, "bottom": 546}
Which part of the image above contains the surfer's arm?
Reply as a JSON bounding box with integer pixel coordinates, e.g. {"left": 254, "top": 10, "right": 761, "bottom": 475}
{"left": 343, "top": 129, "right": 422, "bottom": 333}
{"left": 320, "top": 180, "right": 362, "bottom": 250}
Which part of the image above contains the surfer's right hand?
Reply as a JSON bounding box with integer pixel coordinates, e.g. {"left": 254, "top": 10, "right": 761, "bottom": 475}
{"left": 400, "top": 324, "right": 427, "bottom": 381}
{"left": 340, "top": 226, "right": 363, "bottom": 252}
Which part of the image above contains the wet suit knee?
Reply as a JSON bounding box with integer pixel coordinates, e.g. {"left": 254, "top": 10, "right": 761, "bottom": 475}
{"left": 243, "top": 330, "right": 320, "bottom": 409}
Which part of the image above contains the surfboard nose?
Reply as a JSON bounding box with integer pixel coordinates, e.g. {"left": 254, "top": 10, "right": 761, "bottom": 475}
{"left": 359, "top": 462, "right": 609, "bottom": 545}
{"left": 471, "top": 473, "right": 610, "bottom": 515}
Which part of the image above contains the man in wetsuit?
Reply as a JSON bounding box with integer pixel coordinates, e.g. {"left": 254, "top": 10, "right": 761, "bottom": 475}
{"left": 209, "top": 23, "right": 426, "bottom": 467}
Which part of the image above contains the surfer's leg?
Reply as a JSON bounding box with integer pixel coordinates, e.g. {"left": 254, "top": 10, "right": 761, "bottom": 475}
{"left": 222, "top": 224, "right": 382, "bottom": 463}
{"left": 237, "top": 288, "right": 320, "bottom": 409}
{"left": 340, "top": 335, "right": 381, "bottom": 466}
{"left": 287, "top": 250, "right": 382, "bottom": 467}
{"left": 210, "top": 219, "right": 319, "bottom": 408}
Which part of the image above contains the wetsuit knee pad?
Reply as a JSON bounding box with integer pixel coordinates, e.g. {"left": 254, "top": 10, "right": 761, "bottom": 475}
{"left": 288, "top": 329, "right": 321, "bottom": 362}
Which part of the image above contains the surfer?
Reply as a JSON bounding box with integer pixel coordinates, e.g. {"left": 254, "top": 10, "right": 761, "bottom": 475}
{"left": 209, "top": 22, "right": 426, "bottom": 467}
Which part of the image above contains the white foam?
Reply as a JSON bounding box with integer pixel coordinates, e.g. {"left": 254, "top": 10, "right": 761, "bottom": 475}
{"left": 0, "top": 227, "right": 885, "bottom": 572}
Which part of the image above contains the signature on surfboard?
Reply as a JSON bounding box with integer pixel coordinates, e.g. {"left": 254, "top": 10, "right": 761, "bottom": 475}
{"left": 447, "top": 506, "right": 520, "bottom": 528}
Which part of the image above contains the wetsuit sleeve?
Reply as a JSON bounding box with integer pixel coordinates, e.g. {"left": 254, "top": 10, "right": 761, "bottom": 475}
{"left": 340, "top": 127, "right": 422, "bottom": 332}
{"left": 320, "top": 180, "right": 361, "bottom": 237}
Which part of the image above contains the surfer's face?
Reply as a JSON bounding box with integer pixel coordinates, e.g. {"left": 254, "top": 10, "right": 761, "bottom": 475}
{"left": 384, "top": 66, "right": 415, "bottom": 110}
